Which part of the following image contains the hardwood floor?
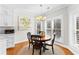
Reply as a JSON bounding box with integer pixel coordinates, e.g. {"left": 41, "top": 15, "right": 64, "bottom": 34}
{"left": 55, "top": 45, "right": 73, "bottom": 55}
{"left": 7, "top": 41, "right": 73, "bottom": 55}
{"left": 7, "top": 41, "right": 28, "bottom": 55}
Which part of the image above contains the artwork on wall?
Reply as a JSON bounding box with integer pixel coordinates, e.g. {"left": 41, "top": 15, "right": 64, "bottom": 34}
{"left": 17, "top": 16, "right": 30, "bottom": 31}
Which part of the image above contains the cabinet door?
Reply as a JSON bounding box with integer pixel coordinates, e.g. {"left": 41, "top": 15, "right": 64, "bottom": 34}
{"left": 6, "top": 15, "right": 14, "bottom": 26}
{"left": 0, "top": 37, "right": 6, "bottom": 55}
{"left": 2, "top": 9, "right": 14, "bottom": 26}
{"left": 6, "top": 35, "right": 14, "bottom": 48}
{"left": 0, "top": 15, "right": 4, "bottom": 26}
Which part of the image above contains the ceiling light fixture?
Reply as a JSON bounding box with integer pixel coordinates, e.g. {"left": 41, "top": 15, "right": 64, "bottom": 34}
{"left": 35, "top": 4, "right": 47, "bottom": 21}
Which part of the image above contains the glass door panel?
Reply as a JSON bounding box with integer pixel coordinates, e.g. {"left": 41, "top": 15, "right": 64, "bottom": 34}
{"left": 76, "top": 17, "right": 79, "bottom": 44}
{"left": 54, "top": 19, "right": 61, "bottom": 38}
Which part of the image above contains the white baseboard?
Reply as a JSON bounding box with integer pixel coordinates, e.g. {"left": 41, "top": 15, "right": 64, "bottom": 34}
{"left": 55, "top": 42, "right": 79, "bottom": 55}
{"left": 14, "top": 40, "right": 28, "bottom": 44}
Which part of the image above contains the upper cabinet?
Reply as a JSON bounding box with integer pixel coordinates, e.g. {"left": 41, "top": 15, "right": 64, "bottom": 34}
{"left": 0, "top": 7, "right": 14, "bottom": 26}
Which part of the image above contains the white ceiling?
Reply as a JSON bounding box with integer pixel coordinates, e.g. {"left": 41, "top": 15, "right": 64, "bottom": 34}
{"left": 2, "top": 4, "right": 61, "bottom": 9}
{"left": 1, "top": 4, "right": 68, "bottom": 16}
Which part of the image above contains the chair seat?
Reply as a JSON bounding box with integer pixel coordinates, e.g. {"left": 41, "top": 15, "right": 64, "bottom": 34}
{"left": 45, "top": 43, "right": 52, "bottom": 46}
{"left": 45, "top": 39, "right": 52, "bottom": 45}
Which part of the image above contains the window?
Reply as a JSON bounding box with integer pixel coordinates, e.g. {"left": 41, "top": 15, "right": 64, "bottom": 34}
{"left": 54, "top": 19, "right": 61, "bottom": 38}
{"left": 46, "top": 20, "right": 52, "bottom": 36}
{"left": 36, "top": 22, "right": 41, "bottom": 34}
{"left": 76, "top": 17, "right": 79, "bottom": 44}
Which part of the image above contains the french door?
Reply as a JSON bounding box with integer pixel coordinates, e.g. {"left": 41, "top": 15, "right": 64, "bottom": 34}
{"left": 36, "top": 21, "right": 45, "bottom": 34}
{"left": 75, "top": 16, "right": 79, "bottom": 45}
{"left": 54, "top": 19, "right": 61, "bottom": 38}
{"left": 53, "top": 15, "right": 63, "bottom": 43}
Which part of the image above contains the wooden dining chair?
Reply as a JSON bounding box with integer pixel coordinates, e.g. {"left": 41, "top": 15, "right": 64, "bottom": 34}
{"left": 31, "top": 35, "right": 43, "bottom": 55}
{"left": 32, "top": 40, "right": 43, "bottom": 55}
{"left": 27, "top": 32, "right": 32, "bottom": 48}
{"left": 45, "top": 34, "right": 56, "bottom": 54}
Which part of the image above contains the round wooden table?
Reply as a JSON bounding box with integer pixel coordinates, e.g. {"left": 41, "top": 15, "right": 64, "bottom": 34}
{"left": 31, "top": 35, "right": 51, "bottom": 55}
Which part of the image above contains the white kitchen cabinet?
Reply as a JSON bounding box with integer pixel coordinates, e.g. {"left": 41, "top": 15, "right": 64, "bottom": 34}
{"left": 0, "top": 34, "right": 15, "bottom": 55}
{"left": 0, "top": 7, "right": 14, "bottom": 26}
{"left": 6, "top": 34, "right": 15, "bottom": 48}
{"left": 0, "top": 36, "right": 6, "bottom": 55}
{"left": 0, "top": 14, "right": 5, "bottom": 26}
